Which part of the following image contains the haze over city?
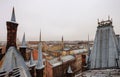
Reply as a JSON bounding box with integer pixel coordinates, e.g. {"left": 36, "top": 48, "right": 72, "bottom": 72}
{"left": 0, "top": 0, "right": 120, "bottom": 41}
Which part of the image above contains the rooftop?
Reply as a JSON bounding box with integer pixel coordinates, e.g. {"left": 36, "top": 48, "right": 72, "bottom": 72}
{"left": 49, "top": 55, "right": 75, "bottom": 67}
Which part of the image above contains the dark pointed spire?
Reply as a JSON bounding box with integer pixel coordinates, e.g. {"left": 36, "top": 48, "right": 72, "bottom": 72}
{"left": 88, "top": 34, "right": 89, "bottom": 44}
{"left": 30, "top": 50, "right": 35, "bottom": 66}
{"left": 11, "top": 7, "right": 16, "bottom": 22}
{"left": 62, "top": 36, "right": 63, "bottom": 42}
{"left": 40, "top": 29, "right": 41, "bottom": 42}
{"left": 87, "top": 34, "right": 90, "bottom": 52}
{"left": 21, "top": 32, "right": 27, "bottom": 47}
{"left": 36, "top": 29, "right": 44, "bottom": 69}
{"left": 87, "top": 34, "right": 91, "bottom": 69}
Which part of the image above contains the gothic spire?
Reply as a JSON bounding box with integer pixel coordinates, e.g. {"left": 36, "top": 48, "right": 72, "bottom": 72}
{"left": 40, "top": 29, "right": 41, "bottom": 42}
{"left": 87, "top": 34, "right": 91, "bottom": 69}
{"left": 30, "top": 50, "right": 35, "bottom": 66}
{"left": 88, "top": 34, "right": 90, "bottom": 50}
{"left": 36, "top": 30, "right": 44, "bottom": 69}
{"left": 11, "top": 7, "right": 16, "bottom": 22}
{"left": 61, "top": 35, "right": 64, "bottom": 51}
{"left": 62, "top": 36, "right": 63, "bottom": 42}
{"left": 21, "top": 33, "right": 27, "bottom": 47}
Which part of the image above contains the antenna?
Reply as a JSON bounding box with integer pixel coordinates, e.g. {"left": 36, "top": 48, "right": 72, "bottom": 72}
{"left": 39, "top": 29, "right": 41, "bottom": 42}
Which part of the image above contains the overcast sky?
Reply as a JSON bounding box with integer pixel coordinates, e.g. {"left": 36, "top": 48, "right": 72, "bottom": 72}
{"left": 0, "top": 0, "right": 120, "bottom": 41}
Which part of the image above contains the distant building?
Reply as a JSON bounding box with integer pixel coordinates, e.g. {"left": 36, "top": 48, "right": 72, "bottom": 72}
{"left": 45, "top": 55, "right": 75, "bottom": 77}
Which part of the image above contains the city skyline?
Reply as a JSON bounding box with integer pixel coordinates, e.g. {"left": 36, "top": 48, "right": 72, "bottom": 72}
{"left": 0, "top": 0, "right": 120, "bottom": 41}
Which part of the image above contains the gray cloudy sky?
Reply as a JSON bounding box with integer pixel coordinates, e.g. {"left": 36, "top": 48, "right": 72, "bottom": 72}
{"left": 0, "top": 0, "right": 120, "bottom": 41}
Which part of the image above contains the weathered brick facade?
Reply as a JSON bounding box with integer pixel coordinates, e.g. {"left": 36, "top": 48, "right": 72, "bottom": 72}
{"left": 6, "top": 21, "right": 18, "bottom": 51}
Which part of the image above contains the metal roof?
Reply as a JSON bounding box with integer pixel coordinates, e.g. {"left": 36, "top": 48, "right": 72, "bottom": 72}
{"left": 0, "top": 46, "right": 31, "bottom": 77}
{"left": 49, "top": 55, "right": 75, "bottom": 67}
{"left": 11, "top": 7, "right": 16, "bottom": 22}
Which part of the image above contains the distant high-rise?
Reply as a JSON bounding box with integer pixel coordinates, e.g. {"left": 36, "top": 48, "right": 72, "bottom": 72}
{"left": 6, "top": 7, "right": 18, "bottom": 51}
{"left": 90, "top": 17, "right": 119, "bottom": 69}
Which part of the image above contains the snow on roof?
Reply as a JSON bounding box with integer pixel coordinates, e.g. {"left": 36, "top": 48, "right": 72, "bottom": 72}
{"left": 0, "top": 46, "right": 31, "bottom": 77}
{"left": 7, "top": 21, "right": 18, "bottom": 24}
{"left": 49, "top": 55, "right": 75, "bottom": 67}
{"left": 0, "top": 67, "right": 30, "bottom": 77}
{"left": 64, "top": 48, "right": 70, "bottom": 51}
{"left": 75, "top": 69, "right": 120, "bottom": 77}
{"left": 49, "top": 58, "right": 62, "bottom": 67}
{"left": 43, "top": 52, "right": 48, "bottom": 56}
{"left": 67, "top": 65, "right": 73, "bottom": 73}
{"left": 73, "top": 49, "right": 87, "bottom": 54}
{"left": 61, "top": 55, "right": 75, "bottom": 62}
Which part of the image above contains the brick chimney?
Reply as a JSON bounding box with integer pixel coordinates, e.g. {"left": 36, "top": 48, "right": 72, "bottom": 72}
{"left": 6, "top": 7, "right": 18, "bottom": 51}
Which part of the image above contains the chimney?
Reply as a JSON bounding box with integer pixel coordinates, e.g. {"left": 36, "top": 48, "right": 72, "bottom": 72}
{"left": 6, "top": 7, "right": 18, "bottom": 51}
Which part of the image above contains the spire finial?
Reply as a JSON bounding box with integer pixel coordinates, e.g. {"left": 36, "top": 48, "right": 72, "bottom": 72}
{"left": 62, "top": 35, "right": 63, "bottom": 42}
{"left": 87, "top": 34, "right": 90, "bottom": 51}
{"left": 40, "top": 29, "right": 41, "bottom": 42}
{"left": 36, "top": 29, "right": 44, "bottom": 69}
{"left": 21, "top": 32, "right": 27, "bottom": 47}
{"left": 108, "top": 15, "right": 110, "bottom": 20}
{"left": 88, "top": 34, "right": 89, "bottom": 42}
{"left": 97, "top": 19, "right": 99, "bottom": 23}
{"left": 111, "top": 18, "right": 113, "bottom": 21}
{"left": 11, "top": 7, "right": 16, "bottom": 22}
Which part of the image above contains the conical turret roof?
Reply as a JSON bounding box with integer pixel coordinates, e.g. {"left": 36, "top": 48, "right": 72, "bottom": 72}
{"left": 11, "top": 7, "right": 16, "bottom": 22}
{"left": 21, "top": 33, "right": 27, "bottom": 48}
{"left": 29, "top": 50, "right": 35, "bottom": 67}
